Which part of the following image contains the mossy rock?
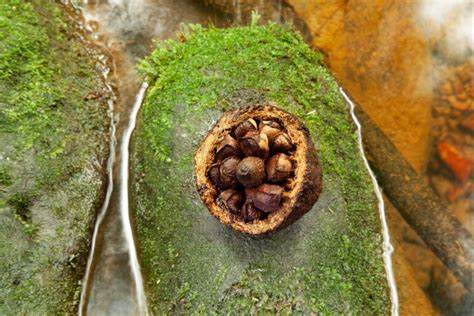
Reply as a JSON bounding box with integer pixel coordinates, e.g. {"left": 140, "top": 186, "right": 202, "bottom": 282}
{"left": 134, "top": 23, "right": 391, "bottom": 314}
{"left": 0, "top": 0, "right": 109, "bottom": 313}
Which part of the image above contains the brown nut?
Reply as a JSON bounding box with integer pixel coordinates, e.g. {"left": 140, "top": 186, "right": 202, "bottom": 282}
{"left": 239, "top": 130, "right": 269, "bottom": 158}
{"left": 261, "top": 120, "right": 281, "bottom": 129}
{"left": 235, "top": 118, "right": 258, "bottom": 139}
{"left": 245, "top": 183, "right": 283, "bottom": 213}
{"left": 218, "top": 189, "right": 244, "bottom": 214}
{"left": 241, "top": 200, "right": 262, "bottom": 222}
{"left": 266, "top": 153, "right": 292, "bottom": 183}
{"left": 259, "top": 120, "right": 281, "bottom": 142}
{"left": 216, "top": 134, "right": 241, "bottom": 161}
{"left": 272, "top": 132, "right": 293, "bottom": 153}
{"left": 219, "top": 156, "right": 241, "bottom": 188}
{"left": 208, "top": 164, "right": 222, "bottom": 188}
{"left": 236, "top": 157, "right": 266, "bottom": 187}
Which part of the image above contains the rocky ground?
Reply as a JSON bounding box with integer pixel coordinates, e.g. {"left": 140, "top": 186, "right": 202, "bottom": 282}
{"left": 426, "top": 59, "right": 473, "bottom": 314}
{"left": 0, "top": 1, "right": 111, "bottom": 313}
{"left": 431, "top": 61, "right": 473, "bottom": 204}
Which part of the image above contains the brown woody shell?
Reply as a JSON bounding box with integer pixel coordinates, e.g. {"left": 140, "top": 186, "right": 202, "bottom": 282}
{"left": 194, "top": 104, "right": 322, "bottom": 236}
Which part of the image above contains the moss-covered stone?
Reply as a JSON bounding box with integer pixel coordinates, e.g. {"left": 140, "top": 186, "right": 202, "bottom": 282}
{"left": 0, "top": 1, "right": 109, "bottom": 313}
{"left": 135, "top": 22, "right": 391, "bottom": 314}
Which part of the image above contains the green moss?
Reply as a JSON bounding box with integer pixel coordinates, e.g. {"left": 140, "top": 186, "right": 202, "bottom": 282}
{"left": 135, "top": 23, "right": 390, "bottom": 314}
{"left": 0, "top": 169, "right": 12, "bottom": 186}
{"left": 0, "top": 0, "right": 109, "bottom": 313}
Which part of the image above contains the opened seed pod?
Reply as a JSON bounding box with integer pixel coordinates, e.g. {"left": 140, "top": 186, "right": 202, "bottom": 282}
{"left": 194, "top": 104, "right": 322, "bottom": 236}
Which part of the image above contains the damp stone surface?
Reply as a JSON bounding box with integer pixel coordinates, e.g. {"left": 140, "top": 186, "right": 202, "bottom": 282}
{"left": 0, "top": 0, "right": 110, "bottom": 314}
{"left": 133, "top": 23, "right": 391, "bottom": 314}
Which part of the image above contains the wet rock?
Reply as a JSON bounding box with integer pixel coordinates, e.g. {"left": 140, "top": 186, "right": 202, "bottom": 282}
{"left": 135, "top": 24, "right": 391, "bottom": 313}
{"left": 442, "top": 62, "right": 474, "bottom": 112}
{"left": 446, "top": 182, "right": 473, "bottom": 203}
{"left": 430, "top": 260, "right": 469, "bottom": 313}
{"left": 437, "top": 142, "right": 474, "bottom": 182}
{"left": 430, "top": 175, "right": 454, "bottom": 198}
{"left": 288, "top": 0, "right": 433, "bottom": 172}
{"left": 448, "top": 97, "right": 470, "bottom": 111}
{"left": 0, "top": 1, "right": 110, "bottom": 313}
{"left": 450, "top": 199, "right": 472, "bottom": 230}
{"left": 402, "top": 242, "right": 434, "bottom": 290}
{"left": 460, "top": 113, "right": 474, "bottom": 132}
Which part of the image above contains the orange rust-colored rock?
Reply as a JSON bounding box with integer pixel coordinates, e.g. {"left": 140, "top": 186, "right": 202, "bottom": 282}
{"left": 441, "top": 62, "right": 474, "bottom": 112}
{"left": 447, "top": 183, "right": 473, "bottom": 203}
{"left": 194, "top": 104, "right": 322, "bottom": 236}
{"left": 437, "top": 142, "right": 474, "bottom": 182}
{"left": 385, "top": 199, "right": 441, "bottom": 316}
{"left": 460, "top": 113, "right": 474, "bottom": 132}
{"left": 286, "top": 0, "right": 433, "bottom": 172}
{"left": 200, "top": 0, "right": 434, "bottom": 172}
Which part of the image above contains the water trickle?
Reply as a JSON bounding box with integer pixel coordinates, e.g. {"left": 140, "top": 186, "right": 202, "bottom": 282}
{"left": 116, "top": 81, "right": 149, "bottom": 315}
{"left": 78, "top": 70, "right": 118, "bottom": 314}
{"left": 340, "top": 88, "right": 399, "bottom": 316}
{"left": 79, "top": 82, "right": 149, "bottom": 316}
{"left": 75, "top": 0, "right": 227, "bottom": 314}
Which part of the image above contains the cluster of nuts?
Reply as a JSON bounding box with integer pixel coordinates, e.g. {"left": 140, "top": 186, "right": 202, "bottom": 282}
{"left": 208, "top": 118, "right": 294, "bottom": 222}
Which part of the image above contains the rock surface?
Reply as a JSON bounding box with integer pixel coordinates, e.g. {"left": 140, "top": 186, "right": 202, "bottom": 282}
{"left": 0, "top": 1, "right": 110, "bottom": 313}
{"left": 133, "top": 24, "right": 391, "bottom": 314}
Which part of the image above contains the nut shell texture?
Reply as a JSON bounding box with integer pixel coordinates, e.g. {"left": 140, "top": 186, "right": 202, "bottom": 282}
{"left": 195, "top": 104, "right": 322, "bottom": 236}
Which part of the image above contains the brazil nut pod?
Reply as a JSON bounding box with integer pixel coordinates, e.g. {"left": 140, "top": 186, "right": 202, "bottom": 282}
{"left": 194, "top": 104, "right": 322, "bottom": 236}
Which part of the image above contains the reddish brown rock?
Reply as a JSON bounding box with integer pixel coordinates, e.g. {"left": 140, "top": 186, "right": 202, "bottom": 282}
{"left": 460, "top": 113, "right": 474, "bottom": 132}
{"left": 437, "top": 142, "right": 474, "bottom": 182}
